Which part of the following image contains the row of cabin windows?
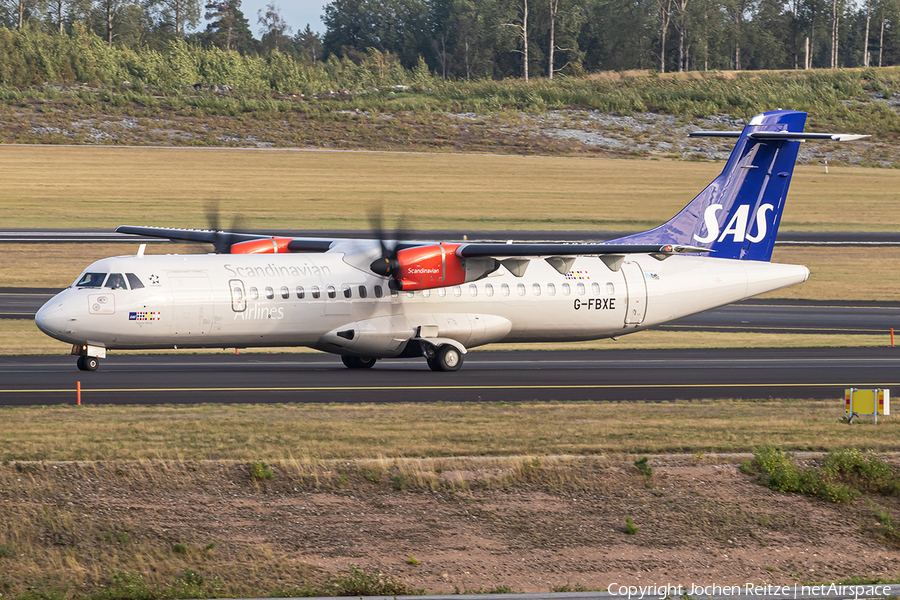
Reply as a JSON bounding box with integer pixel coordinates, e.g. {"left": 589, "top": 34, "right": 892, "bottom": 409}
{"left": 239, "top": 281, "right": 615, "bottom": 302}
{"left": 414, "top": 281, "right": 615, "bottom": 298}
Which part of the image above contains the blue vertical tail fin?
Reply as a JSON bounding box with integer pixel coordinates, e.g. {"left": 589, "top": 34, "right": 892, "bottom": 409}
{"left": 608, "top": 109, "right": 808, "bottom": 261}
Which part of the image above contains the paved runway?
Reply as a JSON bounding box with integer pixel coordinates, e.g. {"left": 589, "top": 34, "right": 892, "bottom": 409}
{"left": 2, "top": 347, "right": 898, "bottom": 406}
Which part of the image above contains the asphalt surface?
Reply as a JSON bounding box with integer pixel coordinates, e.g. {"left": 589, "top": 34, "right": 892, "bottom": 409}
{"left": 2, "top": 347, "right": 898, "bottom": 406}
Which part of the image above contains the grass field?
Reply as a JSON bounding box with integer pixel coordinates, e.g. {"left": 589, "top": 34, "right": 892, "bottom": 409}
{"left": 1, "top": 146, "right": 898, "bottom": 232}
{"left": 0, "top": 400, "right": 896, "bottom": 461}
{"left": 2, "top": 146, "right": 897, "bottom": 301}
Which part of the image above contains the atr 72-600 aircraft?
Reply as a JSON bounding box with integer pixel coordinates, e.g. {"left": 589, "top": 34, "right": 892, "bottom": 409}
{"left": 35, "top": 109, "right": 866, "bottom": 372}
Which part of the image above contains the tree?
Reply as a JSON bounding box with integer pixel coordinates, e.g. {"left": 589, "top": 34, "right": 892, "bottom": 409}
{"left": 1, "top": 0, "right": 39, "bottom": 29}
{"left": 322, "top": 0, "right": 434, "bottom": 68}
{"left": 91, "top": 0, "right": 142, "bottom": 46}
{"left": 294, "top": 24, "right": 323, "bottom": 64}
{"left": 503, "top": 0, "right": 529, "bottom": 80}
{"left": 151, "top": 0, "right": 200, "bottom": 36}
{"left": 203, "top": 0, "right": 254, "bottom": 51}
{"left": 258, "top": 1, "right": 291, "bottom": 52}
{"left": 674, "top": 0, "right": 690, "bottom": 70}
{"left": 658, "top": 0, "right": 674, "bottom": 71}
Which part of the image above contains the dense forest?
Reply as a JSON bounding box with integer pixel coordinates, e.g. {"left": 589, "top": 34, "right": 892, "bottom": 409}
{"left": 0, "top": 0, "right": 899, "bottom": 84}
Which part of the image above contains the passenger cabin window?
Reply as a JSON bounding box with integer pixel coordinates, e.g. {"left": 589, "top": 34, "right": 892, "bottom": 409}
{"left": 374, "top": 285, "right": 383, "bottom": 298}
{"left": 406, "top": 291, "right": 414, "bottom": 298}
{"left": 469, "top": 284, "right": 478, "bottom": 297}
{"left": 547, "top": 283, "right": 556, "bottom": 296}
{"left": 437, "top": 288, "right": 446, "bottom": 297}
{"left": 126, "top": 273, "right": 144, "bottom": 290}
{"left": 517, "top": 283, "right": 526, "bottom": 296}
{"left": 105, "top": 273, "right": 127, "bottom": 290}
{"left": 358, "top": 285, "right": 368, "bottom": 299}
{"left": 592, "top": 282, "right": 601, "bottom": 295}
{"left": 311, "top": 286, "right": 320, "bottom": 299}
{"left": 343, "top": 285, "right": 352, "bottom": 299}
{"left": 532, "top": 283, "right": 541, "bottom": 296}
{"left": 76, "top": 273, "right": 106, "bottom": 288}
{"left": 327, "top": 285, "right": 336, "bottom": 299}
{"left": 485, "top": 283, "right": 494, "bottom": 297}
{"left": 423, "top": 289, "right": 431, "bottom": 297}
{"left": 501, "top": 283, "right": 510, "bottom": 297}
{"left": 281, "top": 286, "right": 290, "bottom": 299}
{"left": 391, "top": 289, "right": 399, "bottom": 297}
{"left": 453, "top": 286, "right": 462, "bottom": 297}
{"left": 265, "top": 286, "right": 275, "bottom": 300}
{"left": 562, "top": 283, "right": 571, "bottom": 296}
{"left": 607, "top": 282, "right": 615, "bottom": 295}
{"left": 296, "top": 286, "right": 305, "bottom": 299}
{"left": 249, "top": 287, "right": 259, "bottom": 300}
{"left": 577, "top": 282, "right": 586, "bottom": 295}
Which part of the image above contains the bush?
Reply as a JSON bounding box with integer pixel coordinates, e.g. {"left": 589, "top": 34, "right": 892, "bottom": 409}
{"left": 250, "top": 460, "right": 274, "bottom": 481}
{"left": 625, "top": 517, "right": 640, "bottom": 534}
{"left": 634, "top": 456, "right": 653, "bottom": 477}
{"left": 745, "top": 446, "right": 857, "bottom": 504}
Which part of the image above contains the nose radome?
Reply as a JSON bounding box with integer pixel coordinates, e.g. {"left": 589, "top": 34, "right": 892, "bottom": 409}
{"left": 35, "top": 301, "right": 67, "bottom": 337}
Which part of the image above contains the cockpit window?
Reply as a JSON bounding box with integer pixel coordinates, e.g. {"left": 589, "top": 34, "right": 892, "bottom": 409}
{"left": 76, "top": 273, "right": 106, "bottom": 288}
{"left": 126, "top": 273, "right": 144, "bottom": 290}
{"left": 105, "top": 273, "right": 127, "bottom": 290}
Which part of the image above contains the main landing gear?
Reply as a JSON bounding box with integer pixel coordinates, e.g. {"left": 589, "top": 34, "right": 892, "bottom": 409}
{"left": 341, "top": 355, "right": 378, "bottom": 369}
{"left": 425, "top": 344, "right": 463, "bottom": 372}
{"left": 76, "top": 355, "right": 99, "bottom": 371}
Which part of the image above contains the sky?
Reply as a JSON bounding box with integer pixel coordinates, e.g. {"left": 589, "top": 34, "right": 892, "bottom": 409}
{"left": 228, "top": 0, "right": 328, "bottom": 37}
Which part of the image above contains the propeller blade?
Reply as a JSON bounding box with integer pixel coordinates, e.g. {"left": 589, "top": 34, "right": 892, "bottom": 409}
{"left": 206, "top": 202, "right": 247, "bottom": 254}
{"left": 367, "top": 205, "right": 410, "bottom": 277}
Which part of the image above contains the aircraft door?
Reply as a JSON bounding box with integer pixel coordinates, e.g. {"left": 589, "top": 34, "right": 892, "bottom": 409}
{"left": 230, "top": 279, "right": 247, "bottom": 313}
{"left": 169, "top": 271, "right": 214, "bottom": 336}
{"left": 621, "top": 261, "right": 647, "bottom": 326}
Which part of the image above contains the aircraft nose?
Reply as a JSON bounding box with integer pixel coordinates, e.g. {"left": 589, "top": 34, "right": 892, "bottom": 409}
{"left": 35, "top": 299, "right": 68, "bottom": 337}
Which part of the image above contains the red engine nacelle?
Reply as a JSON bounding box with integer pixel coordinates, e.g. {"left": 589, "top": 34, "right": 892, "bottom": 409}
{"left": 394, "top": 243, "right": 465, "bottom": 290}
{"left": 230, "top": 237, "right": 293, "bottom": 254}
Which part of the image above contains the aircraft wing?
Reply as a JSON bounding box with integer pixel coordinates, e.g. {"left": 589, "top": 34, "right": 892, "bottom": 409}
{"left": 455, "top": 242, "right": 710, "bottom": 258}
{"left": 115, "top": 226, "right": 334, "bottom": 253}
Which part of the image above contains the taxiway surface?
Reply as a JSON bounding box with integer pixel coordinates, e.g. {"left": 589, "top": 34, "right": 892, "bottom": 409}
{"left": 2, "top": 348, "right": 898, "bottom": 406}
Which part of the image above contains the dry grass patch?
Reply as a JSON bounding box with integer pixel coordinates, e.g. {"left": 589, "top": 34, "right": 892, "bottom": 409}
{"left": 0, "top": 146, "right": 897, "bottom": 232}
{"left": 0, "top": 400, "right": 897, "bottom": 462}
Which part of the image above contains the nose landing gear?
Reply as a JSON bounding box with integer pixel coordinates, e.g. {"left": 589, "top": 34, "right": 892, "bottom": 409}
{"left": 72, "top": 344, "right": 105, "bottom": 371}
{"left": 76, "top": 356, "right": 99, "bottom": 371}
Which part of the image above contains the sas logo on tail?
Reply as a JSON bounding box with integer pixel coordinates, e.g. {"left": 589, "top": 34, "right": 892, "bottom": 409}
{"left": 693, "top": 203, "right": 774, "bottom": 244}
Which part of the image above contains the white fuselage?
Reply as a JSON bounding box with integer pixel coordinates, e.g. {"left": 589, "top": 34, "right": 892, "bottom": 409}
{"left": 35, "top": 243, "right": 809, "bottom": 358}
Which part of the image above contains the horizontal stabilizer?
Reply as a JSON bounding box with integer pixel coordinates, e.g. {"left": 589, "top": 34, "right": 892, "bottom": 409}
{"left": 688, "top": 131, "right": 741, "bottom": 138}
{"left": 748, "top": 132, "right": 870, "bottom": 141}
{"left": 689, "top": 131, "right": 869, "bottom": 142}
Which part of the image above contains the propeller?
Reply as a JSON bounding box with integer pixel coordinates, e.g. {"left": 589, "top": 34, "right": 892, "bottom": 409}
{"left": 368, "top": 206, "right": 411, "bottom": 281}
{"left": 206, "top": 202, "right": 247, "bottom": 254}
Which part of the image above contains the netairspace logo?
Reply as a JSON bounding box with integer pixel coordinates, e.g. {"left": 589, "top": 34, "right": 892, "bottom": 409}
{"left": 606, "top": 583, "right": 895, "bottom": 600}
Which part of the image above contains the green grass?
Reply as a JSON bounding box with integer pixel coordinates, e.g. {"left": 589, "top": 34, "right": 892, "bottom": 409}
{"left": 0, "top": 400, "right": 897, "bottom": 462}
